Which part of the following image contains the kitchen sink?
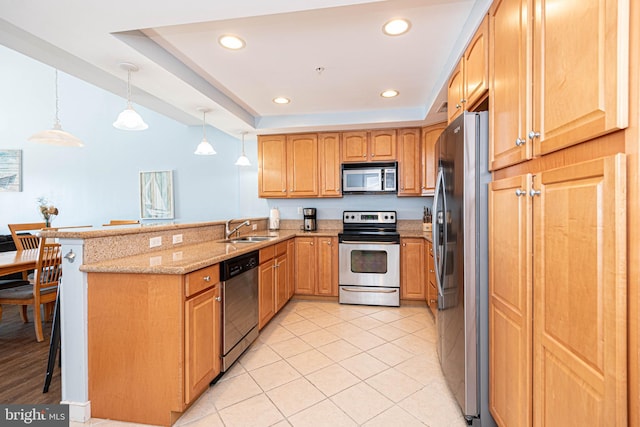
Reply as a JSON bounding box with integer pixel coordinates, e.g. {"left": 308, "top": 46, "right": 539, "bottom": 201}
{"left": 219, "top": 236, "right": 277, "bottom": 244}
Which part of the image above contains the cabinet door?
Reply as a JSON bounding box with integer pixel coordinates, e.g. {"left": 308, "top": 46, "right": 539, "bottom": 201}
{"left": 294, "top": 237, "right": 316, "bottom": 295}
{"left": 342, "top": 131, "right": 368, "bottom": 162}
{"left": 489, "top": 0, "right": 531, "bottom": 171}
{"left": 275, "top": 253, "right": 288, "bottom": 312}
{"left": 489, "top": 174, "right": 533, "bottom": 427}
{"left": 447, "top": 59, "right": 465, "bottom": 123}
{"left": 287, "top": 239, "right": 296, "bottom": 299}
{"left": 421, "top": 123, "right": 446, "bottom": 195}
{"left": 258, "top": 135, "right": 288, "bottom": 197}
{"left": 287, "top": 134, "right": 318, "bottom": 197}
{"left": 258, "top": 262, "right": 276, "bottom": 329}
{"left": 318, "top": 133, "right": 342, "bottom": 197}
{"left": 397, "top": 128, "right": 421, "bottom": 196}
{"left": 427, "top": 243, "right": 437, "bottom": 317}
{"left": 532, "top": 154, "right": 627, "bottom": 426}
{"left": 532, "top": 0, "right": 628, "bottom": 156}
{"left": 400, "top": 238, "right": 425, "bottom": 300}
{"left": 185, "top": 286, "right": 219, "bottom": 404}
{"left": 369, "top": 129, "right": 396, "bottom": 161}
{"left": 464, "top": 14, "right": 489, "bottom": 109}
{"left": 316, "top": 237, "right": 338, "bottom": 296}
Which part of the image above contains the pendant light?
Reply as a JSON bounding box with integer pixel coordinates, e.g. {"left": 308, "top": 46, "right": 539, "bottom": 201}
{"left": 28, "top": 69, "right": 84, "bottom": 147}
{"left": 113, "top": 62, "right": 148, "bottom": 131}
{"left": 194, "top": 107, "right": 216, "bottom": 155}
{"left": 235, "top": 132, "right": 251, "bottom": 166}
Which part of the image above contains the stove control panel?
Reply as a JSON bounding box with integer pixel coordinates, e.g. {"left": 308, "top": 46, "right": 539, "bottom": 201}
{"left": 343, "top": 211, "right": 396, "bottom": 224}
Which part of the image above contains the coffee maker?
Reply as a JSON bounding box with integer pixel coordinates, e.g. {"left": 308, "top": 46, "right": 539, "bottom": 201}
{"left": 303, "top": 208, "right": 317, "bottom": 231}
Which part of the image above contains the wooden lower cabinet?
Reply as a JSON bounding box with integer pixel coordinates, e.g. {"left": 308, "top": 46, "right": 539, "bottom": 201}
{"left": 87, "top": 264, "right": 221, "bottom": 426}
{"left": 259, "top": 241, "right": 291, "bottom": 329}
{"left": 489, "top": 154, "right": 627, "bottom": 427}
{"left": 294, "top": 236, "right": 338, "bottom": 296}
{"left": 400, "top": 237, "right": 425, "bottom": 300}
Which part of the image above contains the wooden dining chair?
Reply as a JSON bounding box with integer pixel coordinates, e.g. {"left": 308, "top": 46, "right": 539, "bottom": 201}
{"left": 0, "top": 241, "right": 62, "bottom": 342}
{"left": 102, "top": 219, "right": 140, "bottom": 226}
{"left": 8, "top": 222, "right": 46, "bottom": 251}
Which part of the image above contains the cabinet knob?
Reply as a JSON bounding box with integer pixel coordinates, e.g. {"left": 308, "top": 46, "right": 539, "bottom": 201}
{"left": 530, "top": 188, "right": 541, "bottom": 197}
{"left": 282, "top": 189, "right": 286, "bottom": 192}
{"left": 311, "top": 242, "right": 314, "bottom": 246}
{"left": 326, "top": 241, "right": 332, "bottom": 245}
{"left": 515, "top": 137, "right": 526, "bottom": 146}
{"left": 215, "top": 296, "right": 221, "bottom": 302}
{"left": 402, "top": 243, "right": 406, "bottom": 247}
{"left": 363, "top": 154, "right": 367, "bottom": 157}
{"left": 430, "top": 269, "right": 434, "bottom": 273}
{"left": 515, "top": 189, "right": 526, "bottom": 197}
{"left": 528, "top": 131, "right": 541, "bottom": 140}
{"left": 456, "top": 104, "right": 461, "bottom": 109}
{"left": 203, "top": 275, "right": 211, "bottom": 282}
{"left": 371, "top": 153, "right": 375, "bottom": 157}
{"left": 460, "top": 98, "right": 467, "bottom": 104}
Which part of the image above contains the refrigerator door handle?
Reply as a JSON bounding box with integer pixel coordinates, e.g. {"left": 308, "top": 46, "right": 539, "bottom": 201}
{"left": 432, "top": 168, "right": 447, "bottom": 302}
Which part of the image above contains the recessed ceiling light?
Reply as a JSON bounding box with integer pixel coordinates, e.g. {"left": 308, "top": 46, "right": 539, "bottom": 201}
{"left": 218, "top": 34, "right": 245, "bottom": 50}
{"left": 273, "top": 97, "right": 291, "bottom": 104}
{"left": 383, "top": 18, "right": 411, "bottom": 36}
{"left": 381, "top": 90, "right": 399, "bottom": 98}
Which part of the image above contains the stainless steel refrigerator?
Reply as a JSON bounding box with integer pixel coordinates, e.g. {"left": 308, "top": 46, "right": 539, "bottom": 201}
{"left": 432, "top": 111, "right": 495, "bottom": 427}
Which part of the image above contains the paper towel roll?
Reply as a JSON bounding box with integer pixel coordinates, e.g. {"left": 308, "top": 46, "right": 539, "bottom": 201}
{"left": 269, "top": 207, "right": 280, "bottom": 230}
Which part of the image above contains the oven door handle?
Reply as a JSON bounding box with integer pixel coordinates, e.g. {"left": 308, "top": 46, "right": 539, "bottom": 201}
{"left": 339, "top": 240, "right": 399, "bottom": 245}
{"left": 342, "top": 288, "right": 398, "bottom": 294}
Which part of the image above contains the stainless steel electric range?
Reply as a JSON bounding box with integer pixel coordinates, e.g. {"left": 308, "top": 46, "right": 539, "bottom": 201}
{"left": 338, "top": 211, "right": 400, "bottom": 307}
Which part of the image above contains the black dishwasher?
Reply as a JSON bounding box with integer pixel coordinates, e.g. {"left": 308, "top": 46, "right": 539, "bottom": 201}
{"left": 219, "top": 250, "right": 259, "bottom": 372}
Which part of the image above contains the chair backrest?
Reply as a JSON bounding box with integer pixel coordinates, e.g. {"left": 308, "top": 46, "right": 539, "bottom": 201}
{"left": 8, "top": 222, "right": 46, "bottom": 250}
{"left": 103, "top": 219, "right": 140, "bottom": 226}
{"left": 34, "top": 242, "right": 62, "bottom": 294}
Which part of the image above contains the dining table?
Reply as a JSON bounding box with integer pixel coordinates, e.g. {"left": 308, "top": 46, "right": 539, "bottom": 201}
{"left": 0, "top": 249, "right": 39, "bottom": 277}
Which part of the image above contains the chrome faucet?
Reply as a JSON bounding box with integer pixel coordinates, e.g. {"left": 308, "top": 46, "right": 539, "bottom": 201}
{"left": 226, "top": 219, "right": 251, "bottom": 238}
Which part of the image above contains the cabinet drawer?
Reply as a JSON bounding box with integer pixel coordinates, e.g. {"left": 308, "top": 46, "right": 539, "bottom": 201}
{"left": 275, "top": 241, "right": 287, "bottom": 256}
{"left": 260, "top": 245, "right": 275, "bottom": 263}
{"left": 185, "top": 264, "right": 219, "bottom": 298}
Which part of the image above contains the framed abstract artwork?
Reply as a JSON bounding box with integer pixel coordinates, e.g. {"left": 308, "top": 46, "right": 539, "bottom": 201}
{"left": 0, "top": 149, "right": 22, "bottom": 192}
{"left": 139, "top": 170, "right": 174, "bottom": 219}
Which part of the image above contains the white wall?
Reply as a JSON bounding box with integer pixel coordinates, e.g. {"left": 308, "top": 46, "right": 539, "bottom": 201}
{"left": 0, "top": 45, "right": 431, "bottom": 235}
{"left": 0, "top": 46, "right": 263, "bottom": 234}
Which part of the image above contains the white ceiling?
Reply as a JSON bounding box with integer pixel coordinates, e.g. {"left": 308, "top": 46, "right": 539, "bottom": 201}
{"left": 0, "top": 0, "right": 491, "bottom": 138}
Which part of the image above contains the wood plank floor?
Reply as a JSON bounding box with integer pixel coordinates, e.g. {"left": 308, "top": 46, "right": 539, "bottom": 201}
{"left": 0, "top": 304, "right": 61, "bottom": 404}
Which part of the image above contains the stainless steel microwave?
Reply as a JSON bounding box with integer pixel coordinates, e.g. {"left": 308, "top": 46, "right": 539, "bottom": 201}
{"left": 341, "top": 162, "right": 397, "bottom": 194}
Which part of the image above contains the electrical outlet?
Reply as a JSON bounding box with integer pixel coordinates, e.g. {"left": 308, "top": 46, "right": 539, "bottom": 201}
{"left": 172, "top": 234, "right": 183, "bottom": 244}
{"left": 297, "top": 206, "right": 303, "bottom": 214}
{"left": 149, "top": 236, "right": 162, "bottom": 248}
{"left": 252, "top": 224, "right": 257, "bottom": 231}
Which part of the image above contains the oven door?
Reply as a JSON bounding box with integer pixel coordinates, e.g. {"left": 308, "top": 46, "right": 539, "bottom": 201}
{"left": 339, "top": 241, "right": 400, "bottom": 287}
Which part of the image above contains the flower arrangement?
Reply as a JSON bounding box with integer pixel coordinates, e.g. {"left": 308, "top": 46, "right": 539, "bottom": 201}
{"left": 37, "top": 197, "right": 58, "bottom": 227}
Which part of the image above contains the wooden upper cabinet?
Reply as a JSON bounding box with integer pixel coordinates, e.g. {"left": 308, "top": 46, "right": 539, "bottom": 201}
{"left": 464, "top": 14, "right": 489, "bottom": 110}
{"left": 531, "top": 0, "right": 628, "bottom": 156}
{"left": 342, "top": 131, "right": 368, "bottom": 162}
{"left": 489, "top": 0, "right": 530, "bottom": 171}
{"left": 258, "top": 135, "right": 287, "bottom": 197}
{"left": 447, "top": 59, "right": 465, "bottom": 123}
{"left": 318, "top": 133, "right": 342, "bottom": 197}
{"left": 421, "top": 122, "right": 446, "bottom": 195}
{"left": 342, "top": 130, "right": 396, "bottom": 162}
{"left": 287, "top": 134, "right": 318, "bottom": 197}
{"left": 533, "top": 154, "right": 627, "bottom": 426}
{"left": 489, "top": 0, "right": 629, "bottom": 171}
{"left": 397, "top": 128, "right": 421, "bottom": 196}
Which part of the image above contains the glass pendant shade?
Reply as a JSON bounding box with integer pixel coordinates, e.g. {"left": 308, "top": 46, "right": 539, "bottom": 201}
{"left": 113, "top": 63, "right": 148, "bottom": 131}
{"left": 235, "top": 132, "right": 251, "bottom": 166}
{"left": 194, "top": 108, "right": 216, "bottom": 155}
{"left": 28, "top": 69, "right": 84, "bottom": 147}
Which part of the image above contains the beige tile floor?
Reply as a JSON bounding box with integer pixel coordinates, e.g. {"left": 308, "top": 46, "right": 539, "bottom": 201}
{"left": 73, "top": 300, "right": 467, "bottom": 427}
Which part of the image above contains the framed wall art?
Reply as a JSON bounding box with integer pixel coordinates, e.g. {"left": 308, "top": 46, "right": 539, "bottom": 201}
{"left": 0, "top": 149, "right": 22, "bottom": 192}
{"left": 139, "top": 170, "right": 174, "bottom": 219}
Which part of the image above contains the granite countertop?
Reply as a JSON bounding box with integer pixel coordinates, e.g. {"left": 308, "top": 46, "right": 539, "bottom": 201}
{"left": 80, "top": 229, "right": 341, "bottom": 275}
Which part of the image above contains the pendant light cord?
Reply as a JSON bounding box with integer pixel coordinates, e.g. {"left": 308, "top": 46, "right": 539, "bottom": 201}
{"left": 126, "top": 69, "right": 132, "bottom": 108}
{"left": 54, "top": 69, "right": 61, "bottom": 128}
{"left": 202, "top": 110, "right": 207, "bottom": 139}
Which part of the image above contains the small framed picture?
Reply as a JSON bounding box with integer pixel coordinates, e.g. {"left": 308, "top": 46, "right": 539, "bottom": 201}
{"left": 139, "top": 170, "right": 174, "bottom": 219}
{"left": 0, "top": 149, "right": 22, "bottom": 192}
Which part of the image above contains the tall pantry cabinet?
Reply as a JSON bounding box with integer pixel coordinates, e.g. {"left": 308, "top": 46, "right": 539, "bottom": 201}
{"left": 487, "top": 0, "right": 630, "bottom": 426}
